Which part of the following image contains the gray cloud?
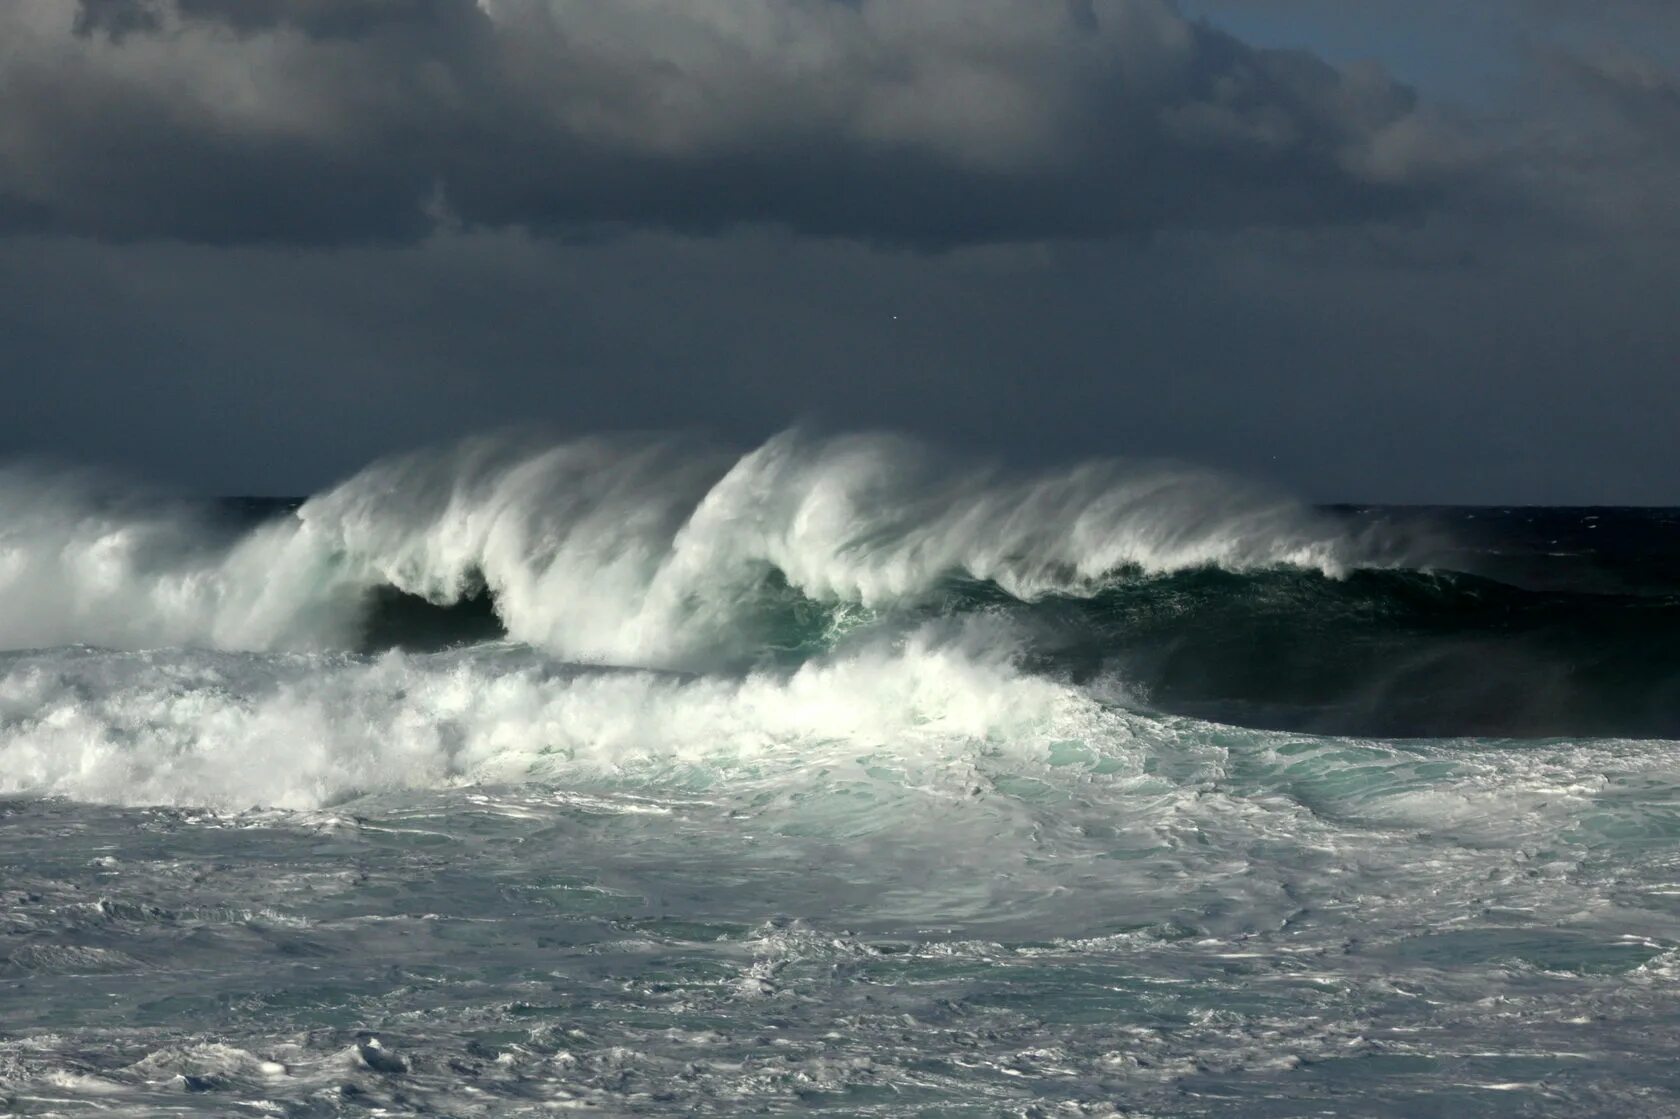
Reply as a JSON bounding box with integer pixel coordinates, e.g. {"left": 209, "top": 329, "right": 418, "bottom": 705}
{"left": 0, "top": 0, "right": 1459, "bottom": 245}
{"left": 0, "top": 1, "right": 1674, "bottom": 505}
{"left": 1486, "top": 44, "right": 1680, "bottom": 243}
{"left": 3, "top": 215, "right": 1677, "bottom": 504}
{"left": 1557, "top": 47, "right": 1680, "bottom": 143}
{"left": 72, "top": 0, "right": 160, "bottom": 38}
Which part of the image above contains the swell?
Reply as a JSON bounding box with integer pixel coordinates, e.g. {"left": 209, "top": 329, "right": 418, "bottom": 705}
{"left": 1006, "top": 568, "right": 1680, "bottom": 739}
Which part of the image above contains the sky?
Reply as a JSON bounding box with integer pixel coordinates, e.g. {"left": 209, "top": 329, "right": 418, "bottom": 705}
{"left": 0, "top": 0, "right": 1676, "bottom": 502}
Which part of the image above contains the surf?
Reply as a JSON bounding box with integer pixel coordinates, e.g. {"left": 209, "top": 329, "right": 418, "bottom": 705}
{"left": 0, "top": 429, "right": 1398, "bottom": 666}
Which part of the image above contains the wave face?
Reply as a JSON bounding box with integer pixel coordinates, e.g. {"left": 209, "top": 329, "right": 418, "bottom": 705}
{"left": 4, "top": 434, "right": 1680, "bottom": 1117}
{"left": 1007, "top": 566, "right": 1680, "bottom": 739}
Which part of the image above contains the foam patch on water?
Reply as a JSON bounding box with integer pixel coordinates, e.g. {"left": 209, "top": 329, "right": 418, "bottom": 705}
{"left": 0, "top": 620, "right": 1140, "bottom": 810}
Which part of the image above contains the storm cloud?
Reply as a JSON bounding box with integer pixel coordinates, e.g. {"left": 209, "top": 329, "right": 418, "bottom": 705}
{"left": 0, "top": 1, "right": 1674, "bottom": 503}
{"left": 2, "top": 0, "right": 1462, "bottom": 245}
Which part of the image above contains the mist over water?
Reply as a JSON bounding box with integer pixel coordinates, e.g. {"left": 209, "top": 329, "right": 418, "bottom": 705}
{"left": 3, "top": 432, "right": 1679, "bottom": 1116}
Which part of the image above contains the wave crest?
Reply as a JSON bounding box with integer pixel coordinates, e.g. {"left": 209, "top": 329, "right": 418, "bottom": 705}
{"left": 0, "top": 430, "right": 1392, "bottom": 665}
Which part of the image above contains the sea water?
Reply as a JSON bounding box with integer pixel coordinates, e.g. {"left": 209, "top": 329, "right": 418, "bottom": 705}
{"left": 3, "top": 432, "right": 1679, "bottom": 1116}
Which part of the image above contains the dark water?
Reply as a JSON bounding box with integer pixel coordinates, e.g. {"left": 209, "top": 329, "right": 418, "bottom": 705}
{"left": 1093, "top": 506, "right": 1680, "bottom": 738}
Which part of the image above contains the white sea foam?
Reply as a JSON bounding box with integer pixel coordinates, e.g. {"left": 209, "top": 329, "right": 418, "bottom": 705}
{"left": 0, "top": 430, "right": 1391, "bottom": 665}
{"left": 4, "top": 616, "right": 1677, "bottom": 863}
{"left": 0, "top": 620, "right": 1140, "bottom": 810}
{"left": 0, "top": 465, "right": 364, "bottom": 653}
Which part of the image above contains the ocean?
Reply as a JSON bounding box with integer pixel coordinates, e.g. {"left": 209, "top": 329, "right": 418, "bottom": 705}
{"left": 2, "top": 431, "right": 1679, "bottom": 1116}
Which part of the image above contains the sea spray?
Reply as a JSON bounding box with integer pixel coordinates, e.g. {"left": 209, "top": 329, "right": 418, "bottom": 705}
{"left": 0, "top": 430, "right": 1392, "bottom": 665}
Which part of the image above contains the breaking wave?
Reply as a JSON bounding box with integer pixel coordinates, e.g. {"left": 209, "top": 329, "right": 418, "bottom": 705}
{"left": 0, "top": 430, "right": 1395, "bottom": 667}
